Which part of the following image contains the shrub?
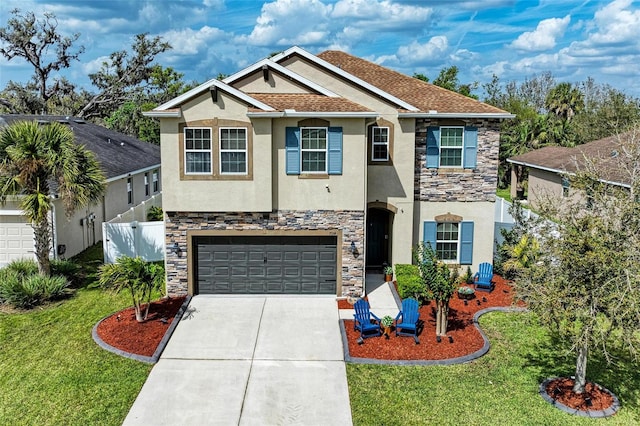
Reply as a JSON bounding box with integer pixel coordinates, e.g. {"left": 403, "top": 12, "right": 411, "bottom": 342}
{"left": 395, "top": 264, "right": 426, "bottom": 301}
{"left": 147, "top": 206, "right": 163, "bottom": 221}
{"left": 5, "top": 259, "right": 38, "bottom": 278}
{"left": 0, "top": 263, "right": 71, "bottom": 309}
{"left": 51, "top": 259, "right": 82, "bottom": 286}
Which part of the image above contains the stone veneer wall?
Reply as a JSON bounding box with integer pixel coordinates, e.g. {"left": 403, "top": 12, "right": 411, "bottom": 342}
{"left": 414, "top": 118, "right": 501, "bottom": 202}
{"left": 165, "top": 210, "right": 365, "bottom": 296}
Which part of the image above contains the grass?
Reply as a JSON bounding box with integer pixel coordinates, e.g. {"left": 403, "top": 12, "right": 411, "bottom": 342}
{"left": 0, "top": 244, "right": 153, "bottom": 425}
{"left": 348, "top": 311, "right": 640, "bottom": 425}
{"left": 496, "top": 187, "right": 512, "bottom": 202}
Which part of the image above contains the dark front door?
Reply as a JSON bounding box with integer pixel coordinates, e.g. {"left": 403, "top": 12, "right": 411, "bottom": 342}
{"left": 366, "top": 208, "right": 390, "bottom": 268}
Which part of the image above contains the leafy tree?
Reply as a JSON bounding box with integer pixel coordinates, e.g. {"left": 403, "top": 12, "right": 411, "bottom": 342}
{"left": 545, "top": 82, "right": 584, "bottom": 122}
{"left": 512, "top": 129, "right": 640, "bottom": 393}
{"left": 98, "top": 256, "right": 165, "bottom": 322}
{"left": 78, "top": 33, "right": 171, "bottom": 120}
{"left": 0, "top": 121, "right": 105, "bottom": 275}
{"left": 412, "top": 73, "right": 429, "bottom": 83}
{"left": 0, "top": 9, "right": 84, "bottom": 114}
{"left": 413, "top": 67, "right": 478, "bottom": 99}
{"left": 413, "top": 242, "right": 457, "bottom": 337}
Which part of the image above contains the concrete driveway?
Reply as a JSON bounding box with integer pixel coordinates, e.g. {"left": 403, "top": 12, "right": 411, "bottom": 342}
{"left": 123, "top": 296, "right": 352, "bottom": 426}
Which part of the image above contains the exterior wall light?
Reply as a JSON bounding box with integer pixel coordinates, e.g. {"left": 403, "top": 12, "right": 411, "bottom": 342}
{"left": 170, "top": 242, "right": 182, "bottom": 257}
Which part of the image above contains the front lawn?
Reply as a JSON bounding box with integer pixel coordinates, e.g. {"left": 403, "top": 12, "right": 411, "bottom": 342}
{"left": 348, "top": 311, "right": 640, "bottom": 425}
{"left": 0, "top": 244, "right": 153, "bottom": 425}
{"left": 0, "top": 287, "right": 152, "bottom": 425}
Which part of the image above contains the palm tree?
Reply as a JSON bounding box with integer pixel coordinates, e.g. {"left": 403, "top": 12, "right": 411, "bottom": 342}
{"left": 545, "top": 82, "right": 584, "bottom": 122}
{"left": 0, "top": 120, "right": 105, "bottom": 275}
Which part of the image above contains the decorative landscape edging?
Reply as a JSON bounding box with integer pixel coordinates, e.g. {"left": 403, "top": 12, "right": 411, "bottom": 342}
{"left": 539, "top": 377, "right": 621, "bottom": 418}
{"left": 91, "top": 295, "right": 192, "bottom": 364}
{"left": 340, "top": 306, "right": 527, "bottom": 365}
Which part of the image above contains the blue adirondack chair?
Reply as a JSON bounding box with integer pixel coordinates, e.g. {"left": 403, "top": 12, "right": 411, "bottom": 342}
{"left": 395, "top": 298, "right": 420, "bottom": 344}
{"left": 353, "top": 299, "right": 381, "bottom": 341}
{"left": 473, "top": 262, "right": 494, "bottom": 292}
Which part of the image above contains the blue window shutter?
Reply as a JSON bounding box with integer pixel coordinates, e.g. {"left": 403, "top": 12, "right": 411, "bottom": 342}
{"left": 423, "top": 221, "right": 437, "bottom": 250}
{"left": 328, "top": 127, "right": 343, "bottom": 175}
{"left": 426, "top": 126, "right": 440, "bottom": 168}
{"left": 460, "top": 221, "right": 474, "bottom": 265}
{"left": 463, "top": 127, "right": 477, "bottom": 169}
{"left": 285, "top": 127, "right": 300, "bottom": 175}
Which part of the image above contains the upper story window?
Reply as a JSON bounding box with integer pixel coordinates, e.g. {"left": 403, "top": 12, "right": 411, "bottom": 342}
{"left": 127, "top": 177, "right": 133, "bottom": 205}
{"left": 220, "top": 128, "right": 247, "bottom": 174}
{"left": 371, "top": 127, "right": 389, "bottom": 162}
{"left": 185, "top": 128, "right": 212, "bottom": 174}
{"left": 152, "top": 169, "right": 159, "bottom": 192}
{"left": 144, "top": 172, "right": 150, "bottom": 196}
{"left": 439, "top": 127, "right": 463, "bottom": 167}
{"left": 426, "top": 126, "right": 478, "bottom": 170}
{"left": 301, "top": 128, "right": 327, "bottom": 173}
{"left": 286, "top": 125, "right": 342, "bottom": 176}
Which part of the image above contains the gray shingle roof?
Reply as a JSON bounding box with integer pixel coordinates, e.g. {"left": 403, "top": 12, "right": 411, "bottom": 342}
{"left": 0, "top": 115, "right": 160, "bottom": 180}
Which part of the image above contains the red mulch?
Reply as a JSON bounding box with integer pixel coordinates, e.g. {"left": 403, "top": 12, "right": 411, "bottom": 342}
{"left": 341, "top": 274, "right": 524, "bottom": 360}
{"left": 96, "top": 296, "right": 186, "bottom": 357}
{"left": 545, "top": 377, "right": 615, "bottom": 411}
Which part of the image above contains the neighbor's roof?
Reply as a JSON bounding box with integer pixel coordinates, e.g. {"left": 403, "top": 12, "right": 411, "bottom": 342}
{"left": 316, "top": 50, "right": 510, "bottom": 116}
{"left": 508, "top": 132, "right": 635, "bottom": 187}
{"left": 0, "top": 115, "right": 160, "bottom": 181}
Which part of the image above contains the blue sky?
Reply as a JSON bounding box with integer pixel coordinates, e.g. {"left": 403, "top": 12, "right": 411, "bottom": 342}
{"left": 1, "top": 0, "right": 640, "bottom": 98}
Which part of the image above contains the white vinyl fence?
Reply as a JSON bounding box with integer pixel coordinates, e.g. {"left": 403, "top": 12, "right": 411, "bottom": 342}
{"left": 102, "top": 220, "right": 165, "bottom": 264}
{"left": 493, "top": 197, "right": 538, "bottom": 254}
{"left": 109, "top": 193, "right": 162, "bottom": 223}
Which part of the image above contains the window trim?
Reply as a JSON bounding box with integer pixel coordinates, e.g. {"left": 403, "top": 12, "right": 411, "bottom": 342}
{"left": 184, "top": 127, "right": 213, "bottom": 175}
{"left": 219, "top": 127, "right": 248, "bottom": 175}
{"left": 371, "top": 126, "right": 390, "bottom": 162}
{"left": 439, "top": 126, "right": 464, "bottom": 168}
{"left": 300, "top": 127, "right": 328, "bottom": 174}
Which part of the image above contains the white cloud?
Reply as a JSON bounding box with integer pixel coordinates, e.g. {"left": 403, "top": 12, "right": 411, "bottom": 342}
{"left": 244, "top": 0, "right": 332, "bottom": 46}
{"left": 203, "top": 0, "right": 224, "bottom": 7}
{"left": 80, "top": 55, "right": 111, "bottom": 76}
{"left": 450, "top": 48, "right": 478, "bottom": 62}
{"left": 583, "top": 0, "right": 640, "bottom": 46}
{"left": 332, "top": 0, "right": 433, "bottom": 29}
{"left": 397, "top": 37, "right": 449, "bottom": 63}
{"left": 510, "top": 15, "right": 570, "bottom": 51}
{"left": 161, "top": 26, "right": 228, "bottom": 56}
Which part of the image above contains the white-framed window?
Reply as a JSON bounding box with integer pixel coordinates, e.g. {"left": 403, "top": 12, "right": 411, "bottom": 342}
{"left": 127, "top": 177, "right": 133, "bottom": 205}
{"left": 152, "top": 169, "right": 159, "bottom": 192}
{"left": 185, "top": 128, "right": 212, "bottom": 174}
{"left": 436, "top": 222, "right": 459, "bottom": 261}
{"left": 371, "top": 127, "right": 389, "bottom": 161}
{"left": 301, "top": 127, "right": 327, "bottom": 173}
{"left": 219, "top": 128, "right": 247, "bottom": 174}
{"left": 439, "top": 127, "right": 464, "bottom": 167}
{"left": 144, "top": 172, "right": 149, "bottom": 196}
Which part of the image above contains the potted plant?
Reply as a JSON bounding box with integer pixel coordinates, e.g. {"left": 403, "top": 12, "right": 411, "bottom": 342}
{"left": 380, "top": 315, "right": 393, "bottom": 338}
{"left": 457, "top": 286, "right": 475, "bottom": 300}
{"left": 383, "top": 265, "right": 393, "bottom": 282}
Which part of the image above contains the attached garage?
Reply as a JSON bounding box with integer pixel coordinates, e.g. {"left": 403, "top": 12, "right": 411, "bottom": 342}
{"left": 193, "top": 234, "right": 338, "bottom": 295}
{"left": 0, "top": 214, "right": 35, "bottom": 267}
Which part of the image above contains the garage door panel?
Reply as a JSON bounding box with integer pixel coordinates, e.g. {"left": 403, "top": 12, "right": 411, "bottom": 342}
{"left": 195, "top": 235, "right": 337, "bottom": 294}
{"left": 0, "top": 216, "right": 35, "bottom": 267}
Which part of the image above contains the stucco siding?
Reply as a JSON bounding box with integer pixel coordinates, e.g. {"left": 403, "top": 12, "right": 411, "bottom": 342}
{"left": 233, "top": 70, "right": 312, "bottom": 94}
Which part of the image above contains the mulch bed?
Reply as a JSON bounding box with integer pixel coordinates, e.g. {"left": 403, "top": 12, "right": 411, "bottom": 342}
{"left": 544, "top": 377, "right": 615, "bottom": 411}
{"left": 341, "top": 275, "right": 522, "bottom": 360}
{"left": 96, "top": 296, "right": 186, "bottom": 357}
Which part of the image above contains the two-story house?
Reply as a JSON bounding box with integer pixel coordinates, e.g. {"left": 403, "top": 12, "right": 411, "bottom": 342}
{"left": 145, "top": 46, "right": 512, "bottom": 297}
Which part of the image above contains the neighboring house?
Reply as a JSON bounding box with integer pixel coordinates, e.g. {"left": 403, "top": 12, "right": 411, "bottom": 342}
{"left": 507, "top": 132, "right": 633, "bottom": 209}
{"left": 0, "top": 115, "right": 161, "bottom": 266}
{"left": 144, "top": 46, "right": 512, "bottom": 297}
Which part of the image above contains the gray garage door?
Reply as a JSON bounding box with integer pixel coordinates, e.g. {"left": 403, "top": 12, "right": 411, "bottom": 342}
{"left": 194, "top": 235, "right": 338, "bottom": 294}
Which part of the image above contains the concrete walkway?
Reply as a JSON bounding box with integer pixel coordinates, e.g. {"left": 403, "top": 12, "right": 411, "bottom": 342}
{"left": 123, "top": 296, "right": 352, "bottom": 426}
{"left": 338, "top": 272, "right": 400, "bottom": 320}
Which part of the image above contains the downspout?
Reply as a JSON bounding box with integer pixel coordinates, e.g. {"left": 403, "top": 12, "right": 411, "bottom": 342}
{"left": 50, "top": 196, "right": 58, "bottom": 261}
